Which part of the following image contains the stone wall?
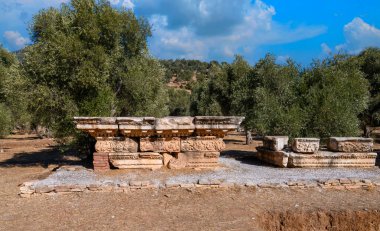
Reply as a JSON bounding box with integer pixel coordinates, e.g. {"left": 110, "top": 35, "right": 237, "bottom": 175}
{"left": 74, "top": 116, "right": 244, "bottom": 171}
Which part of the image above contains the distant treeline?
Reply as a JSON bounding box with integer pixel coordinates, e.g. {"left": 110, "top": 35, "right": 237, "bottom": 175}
{"left": 0, "top": 0, "right": 379, "bottom": 142}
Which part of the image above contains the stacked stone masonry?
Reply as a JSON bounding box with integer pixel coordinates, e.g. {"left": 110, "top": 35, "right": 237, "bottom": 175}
{"left": 257, "top": 136, "right": 377, "bottom": 168}
{"left": 74, "top": 116, "right": 244, "bottom": 170}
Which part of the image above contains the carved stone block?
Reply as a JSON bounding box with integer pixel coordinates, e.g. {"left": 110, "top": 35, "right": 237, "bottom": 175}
{"left": 292, "top": 138, "right": 320, "bottom": 153}
{"left": 109, "top": 152, "right": 163, "bottom": 169}
{"left": 327, "top": 137, "right": 373, "bottom": 152}
{"left": 180, "top": 136, "right": 225, "bottom": 152}
{"left": 140, "top": 137, "right": 180, "bottom": 152}
{"left": 184, "top": 151, "right": 220, "bottom": 168}
{"left": 288, "top": 151, "right": 377, "bottom": 167}
{"left": 263, "top": 136, "right": 289, "bottom": 151}
{"left": 95, "top": 138, "right": 138, "bottom": 153}
{"left": 256, "top": 147, "right": 289, "bottom": 167}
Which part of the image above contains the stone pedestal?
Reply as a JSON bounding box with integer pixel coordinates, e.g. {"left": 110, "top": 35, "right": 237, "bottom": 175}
{"left": 256, "top": 147, "right": 289, "bottom": 168}
{"left": 74, "top": 116, "right": 244, "bottom": 171}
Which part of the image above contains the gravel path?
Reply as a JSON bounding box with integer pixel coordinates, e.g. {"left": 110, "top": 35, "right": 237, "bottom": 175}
{"left": 33, "top": 156, "right": 380, "bottom": 188}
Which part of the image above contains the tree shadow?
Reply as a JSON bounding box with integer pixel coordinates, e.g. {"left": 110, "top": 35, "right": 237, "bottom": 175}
{"left": 221, "top": 150, "right": 276, "bottom": 167}
{"left": 0, "top": 147, "right": 92, "bottom": 169}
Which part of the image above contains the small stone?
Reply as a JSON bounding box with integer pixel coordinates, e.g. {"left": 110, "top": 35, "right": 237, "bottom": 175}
{"left": 339, "top": 178, "right": 351, "bottom": 185}
{"left": 129, "top": 181, "right": 142, "bottom": 187}
{"left": 35, "top": 186, "right": 54, "bottom": 193}
{"left": 165, "top": 182, "right": 180, "bottom": 188}
{"left": 180, "top": 183, "right": 195, "bottom": 188}
{"left": 219, "top": 182, "right": 235, "bottom": 188}
{"left": 198, "top": 179, "right": 210, "bottom": 185}
{"left": 361, "top": 179, "right": 372, "bottom": 184}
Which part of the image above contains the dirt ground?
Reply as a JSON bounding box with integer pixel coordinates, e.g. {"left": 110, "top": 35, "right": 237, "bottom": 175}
{"left": 1, "top": 135, "right": 380, "bottom": 231}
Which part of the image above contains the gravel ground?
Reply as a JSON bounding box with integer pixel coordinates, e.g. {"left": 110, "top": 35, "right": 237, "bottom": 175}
{"left": 32, "top": 156, "right": 380, "bottom": 188}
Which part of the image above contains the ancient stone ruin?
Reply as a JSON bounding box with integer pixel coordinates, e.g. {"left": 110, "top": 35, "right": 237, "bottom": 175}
{"left": 74, "top": 116, "right": 244, "bottom": 171}
{"left": 257, "top": 136, "right": 377, "bottom": 167}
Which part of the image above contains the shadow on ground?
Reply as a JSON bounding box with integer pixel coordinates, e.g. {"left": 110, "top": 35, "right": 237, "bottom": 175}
{"left": 221, "top": 150, "right": 275, "bottom": 167}
{"left": 0, "top": 147, "right": 91, "bottom": 169}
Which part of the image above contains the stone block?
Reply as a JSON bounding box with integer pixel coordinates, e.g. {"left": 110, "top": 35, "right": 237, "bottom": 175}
{"left": 155, "top": 116, "right": 195, "bottom": 130}
{"left": 288, "top": 151, "right": 377, "bottom": 168}
{"left": 327, "top": 137, "right": 373, "bottom": 152}
{"left": 181, "top": 136, "right": 225, "bottom": 152}
{"left": 163, "top": 153, "right": 173, "bottom": 167}
{"left": 256, "top": 147, "right": 289, "bottom": 167}
{"left": 95, "top": 137, "right": 138, "bottom": 153}
{"left": 109, "top": 152, "right": 163, "bottom": 169}
{"left": 140, "top": 137, "right": 180, "bottom": 152}
{"left": 168, "top": 158, "right": 187, "bottom": 169}
{"left": 292, "top": 138, "right": 319, "bottom": 153}
{"left": 263, "top": 136, "right": 289, "bottom": 151}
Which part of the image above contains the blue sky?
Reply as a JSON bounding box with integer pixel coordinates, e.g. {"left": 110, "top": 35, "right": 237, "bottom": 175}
{"left": 1, "top": 0, "right": 380, "bottom": 65}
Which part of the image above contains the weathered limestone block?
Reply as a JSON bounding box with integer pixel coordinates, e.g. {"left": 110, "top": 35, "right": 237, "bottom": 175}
{"left": 140, "top": 137, "right": 180, "bottom": 153}
{"left": 109, "top": 152, "right": 163, "bottom": 169}
{"left": 194, "top": 116, "right": 244, "bottom": 137}
{"left": 185, "top": 151, "right": 220, "bottom": 168}
{"left": 155, "top": 116, "right": 195, "bottom": 130}
{"left": 292, "top": 138, "right": 320, "bottom": 153}
{"left": 162, "top": 153, "right": 173, "bottom": 166}
{"left": 256, "top": 147, "right": 289, "bottom": 167}
{"left": 95, "top": 137, "right": 138, "bottom": 153}
{"left": 117, "top": 117, "right": 155, "bottom": 137}
{"left": 167, "top": 152, "right": 220, "bottom": 169}
{"left": 327, "top": 137, "right": 373, "bottom": 152}
{"left": 263, "top": 136, "right": 289, "bottom": 151}
{"left": 288, "top": 151, "right": 377, "bottom": 167}
{"left": 180, "top": 136, "right": 225, "bottom": 152}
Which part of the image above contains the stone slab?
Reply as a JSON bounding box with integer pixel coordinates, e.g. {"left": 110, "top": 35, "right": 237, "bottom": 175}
{"left": 109, "top": 152, "right": 163, "bottom": 169}
{"left": 256, "top": 147, "right": 289, "bottom": 168}
{"left": 95, "top": 138, "right": 138, "bottom": 153}
{"left": 288, "top": 151, "right": 377, "bottom": 167}
{"left": 263, "top": 136, "right": 289, "bottom": 151}
{"left": 140, "top": 137, "right": 180, "bottom": 152}
{"left": 182, "top": 151, "right": 220, "bottom": 168}
{"left": 180, "top": 136, "right": 225, "bottom": 152}
{"left": 155, "top": 116, "right": 195, "bottom": 130}
{"left": 327, "top": 137, "right": 373, "bottom": 152}
{"left": 292, "top": 138, "right": 320, "bottom": 153}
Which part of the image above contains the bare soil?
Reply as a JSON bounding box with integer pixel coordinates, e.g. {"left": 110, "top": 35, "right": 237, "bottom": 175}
{"left": 1, "top": 135, "right": 380, "bottom": 231}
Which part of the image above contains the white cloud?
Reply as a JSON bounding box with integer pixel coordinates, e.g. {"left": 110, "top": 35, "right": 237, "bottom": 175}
{"left": 321, "top": 43, "right": 332, "bottom": 55}
{"left": 277, "top": 55, "right": 290, "bottom": 64}
{"left": 3, "top": 31, "right": 30, "bottom": 49}
{"left": 146, "top": 0, "right": 326, "bottom": 61}
{"left": 336, "top": 17, "right": 380, "bottom": 54}
{"left": 122, "top": 0, "right": 134, "bottom": 9}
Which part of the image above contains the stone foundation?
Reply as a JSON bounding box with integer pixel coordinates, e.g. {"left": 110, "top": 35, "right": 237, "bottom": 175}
{"left": 257, "top": 136, "right": 377, "bottom": 168}
{"left": 74, "top": 116, "right": 243, "bottom": 171}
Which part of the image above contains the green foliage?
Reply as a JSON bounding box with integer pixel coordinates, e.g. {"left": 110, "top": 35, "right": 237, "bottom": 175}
{"left": 0, "top": 103, "right": 12, "bottom": 137}
{"left": 160, "top": 59, "right": 211, "bottom": 82}
{"left": 249, "top": 55, "right": 304, "bottom": 137}
{"left": 167, "top": 88, "right": 191, "bottom": 116}
{"left": 22, "top": 0, "right": 168, "bottom": 138}
{"left": 0, "top": 45, "right": 31, "bottom": 135}
{"left": 301, "top": 56, "right": 369, "bottom": 137}
{"left": 357, "top": 48, "right": 380, "bottom": 126}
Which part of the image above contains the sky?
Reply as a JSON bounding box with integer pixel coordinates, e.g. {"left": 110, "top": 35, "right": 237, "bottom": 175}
{"left": 1, "top": 0, "right": 380, "bottom": 65}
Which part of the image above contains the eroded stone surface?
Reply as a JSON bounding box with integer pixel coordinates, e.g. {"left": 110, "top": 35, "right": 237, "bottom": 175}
{"left": 180, "top": 136, "right": 225, "bottom": 152}
{"left": 292, "top": 138, "right": 320, "bottom": 153}
{"left": 263, "top": 136, "right": 289, "bottom": 151}
{"left": 95, "top": 138, "right": 138, "bottom": 153}
{"left": 328, "top": 137, "right": 373, "bottom": 152}
{"left": 140, "top": 137, "right": 180, "bottom": 153}
{"left": 288, "top": 151, "right": 377, "bottom": 167}
{"left": 109, "top": 152, "right": 163, "bottom": 169}
{"left": 256, "top": 147, "right": 289, "bottom": 168}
